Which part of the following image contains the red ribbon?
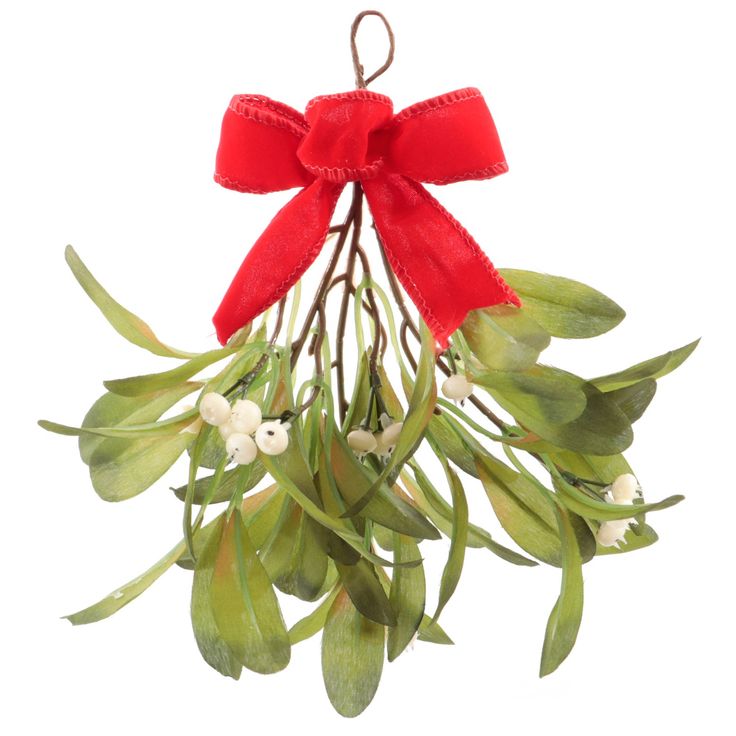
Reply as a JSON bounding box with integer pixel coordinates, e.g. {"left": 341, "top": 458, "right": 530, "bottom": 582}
{"left": 213, "top": 88, "right": 520, "bottom": 349}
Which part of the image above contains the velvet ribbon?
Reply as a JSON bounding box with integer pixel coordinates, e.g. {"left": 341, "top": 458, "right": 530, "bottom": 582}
{"left": 212, "top": 87, "right": 520, "bottom": 349}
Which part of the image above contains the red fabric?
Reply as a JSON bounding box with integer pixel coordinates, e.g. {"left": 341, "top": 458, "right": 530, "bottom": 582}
{"left": 213, "top": 88, "right": 520, "bottom": 349}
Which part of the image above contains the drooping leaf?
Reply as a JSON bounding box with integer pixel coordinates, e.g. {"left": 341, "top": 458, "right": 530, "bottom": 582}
{"left": 337, "top": 558, "right": 397, "bottom": 626}
{"left": 416, "top": 614, "right": 454, "bottom": 645}
{"left": 461, "top": 304, "right": 551, "bottom": 371}
{"left": 64, "top": 245, "right": 196, "bottom": 358}
{"left": 404, "top": 468, "right": 536, "bottom": 566}
{"left": 64, "top": 540, "right": 186, "bottom": 625}
{"left": 540, "top": 503, "right": 584, "bottom": 677}
{"left": 79, "top": 382, "right": 201, "bottom": 464}
{"left": 427, "top": 456, "right": 469, "bottom": 625}
{"left": 476, "top": 453, "right": 562, "bottom": 566}
{"left": 171, "top": 460, "right": 266, "bottom": 504}
{"left": 497, "top": 269, "right": 625, "bottom": 339}
{"left": 427, "top": 413, "right": 479, "bottom": 478}
{"left": 103, "top": 346, "right": 238, "bottom": 397}
{"left": 605, "top": 379, "right": 657, "bottom": 423}
{"left": 590, "top": 339, "right": 699, "bottom": 391}
{"left": 329, "top": 426, "right": 440, "bottom": 541}
{"left": 260, "top": 496, "right": 329, "bottom": 602}
{"left": 321, "top": 587, "right": 385, "bottom": 718}
{"left": 191, "top": 514, "right": 242, "bottom": 679}
{"left": 209, "top": 509, "right": 291, "bottom": 674}
{"left": 388, "top": 534, "right": 426, "bottom": 661}
{"left": 89, "top": 431, "right": 194, "bottom": 501}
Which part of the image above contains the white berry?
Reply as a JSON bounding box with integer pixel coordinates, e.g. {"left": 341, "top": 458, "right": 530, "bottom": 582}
{"left": 347, "top": 429, "right": 377, "bottom": 453}
{"left": 442, "top": 374, "right": 473, "bottom": 401}
{"left": 199, "top": 392, "right": 231, "bottom": 426}
{"left": 218, "top": 420, "right": 237, "bottom": 441}
{"left": 225, "top": 432, "right": 257, "bottom": 465}
{"left": 596, "top": 518, "right": 632, "bottom": 547}
{"left": 230, "top": 399, "right": 262, "bottom": 435}
{"left": 611, "top": 473, "right": 639, "bottom": 503}
{"left": 255, "top": 421, "right": 290, "bottom": 455}
{"left": 381, "top": 421, "right": 403, "bottom": 448}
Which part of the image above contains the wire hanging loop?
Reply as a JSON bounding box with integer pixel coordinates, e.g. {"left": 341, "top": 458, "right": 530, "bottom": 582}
{"left": 350, "top": 10, "right": 395, "bottom": 89}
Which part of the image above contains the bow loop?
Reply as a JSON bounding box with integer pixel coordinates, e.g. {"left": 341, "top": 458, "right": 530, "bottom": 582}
{"left": 297, "top": 91, "right": 394, "bottom": 183}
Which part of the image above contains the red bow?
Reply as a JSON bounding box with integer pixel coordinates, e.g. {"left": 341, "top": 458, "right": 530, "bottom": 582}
{"left": 213, "top": 88, "right": 520, "bottom": 349}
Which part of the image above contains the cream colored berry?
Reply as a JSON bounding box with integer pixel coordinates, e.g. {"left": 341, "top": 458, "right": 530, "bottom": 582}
{"left": 255, "top": 421, "right": 290, "bottom": 455}
{"left": 611, "top": 473, "right": 639, "bottom": 503}
{"left": 596, "top": 518, "right": 632, "bottom": 547}
{"left": 441, "top": 374, "right": 473, "bottom": 401}
{"left": 218, "top": 420, "right": 237, "bottom": 441}
{"left": 381, "top": 421, "right": 403, "bottom": 447}
{"left": 347, "top": 429, "right": 377, "bottom": 453}
{"left": 199, "top": 392, "right": 231, "bottom": 426}
{"left": 225, "top": 432, "right": 257, "bottom": 465}
{"left": 230, "top": 399, "right": 262, "bottom": 435}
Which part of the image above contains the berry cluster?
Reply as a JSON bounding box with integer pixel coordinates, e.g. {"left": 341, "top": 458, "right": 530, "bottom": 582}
{"left": 596, "top": 473, "right": 642, "bottom": 547}
{"left": 198, "top": 392, "right": 289, "bottom": 464}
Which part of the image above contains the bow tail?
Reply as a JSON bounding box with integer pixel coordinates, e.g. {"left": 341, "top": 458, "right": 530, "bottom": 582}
{"left": 213, "top": 179, "right": 344, "bottom": 344}
{"left": 363, "top": 174, "right": 520, "bottom": 350}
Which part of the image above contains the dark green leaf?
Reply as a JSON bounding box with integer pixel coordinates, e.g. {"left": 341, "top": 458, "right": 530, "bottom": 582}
{"left": 171, "top": 460, "right": 266, "bottom": 504}
{"left": 606, "top": 379, "right": 656, "bottom": 423}
{"left": 338, "top": 558, "right": 397, "bottom": 626}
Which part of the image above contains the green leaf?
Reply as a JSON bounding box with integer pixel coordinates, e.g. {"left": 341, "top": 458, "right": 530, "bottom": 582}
{"left": 403, "top": 467, "right": 537, "bottom": 566}
{"left": 388, "top": 534, "right": 426, "bottom": 661}
{"left": 289, "top": 586, "right": 341, "bottom": 645}
{"left": 473, "top": 365, "right": 587, "bottom": 426}
{"left": 596, "top": 521, "right": 659, "bottom": 555}
{"left": 64, "top": 540, "right": 186, "bottom": 625}
{"left": 498, "top": 269, "right": 626, "bottom": 339}
{"left": 540, "top": 504, "right": 584, "bottom": 677}
{"left": 337, "top": 558, "right": 397, "bottom": 626}
{"left": 103, "top": 346, "right": 238, "bottom": 397}
{"left": 553, "top": 477, "right": 684, "bottom": 522}
{"left": 417, "top": 614, "right": 454, "bottom": 645}
{"left": 476, "top": 453, "right": 562, "bottom": 566}
{"left": 427, "top": 413, "right": 479, "bottom": 477}
{"left": 89, "top": 431, "right": 194, "bottom": 501}
{"left": 428, "top": 459, "right": 468, "bottom": 625}
{"left": 64, "top": 245, "right": 196, "bottom": 358}
{"left": 172, "top": 461, "right": 266, "bottom": 504}
{"left": 260, "top": 497, "right": 329, "bottom": 602}
{"left": 209, "top": 509, "right": 291, "bottom": 674}
{"left": 591, "top": 339, "right": 700, "bottom": 391}
{"left": 321, "top": 587, "right": 384, "bottom": 718}
{"left": 329, "top": 426, "right": 440, "bottom": 541}
{"left": 605, "top": 379, "right": 656, "bottom": 423}
{"left": 79, "top": 382, "right": 201, "bottom": 464}
{"left": 462, "top": 304, "right": 551, "bottom": 371}
{"left": 260, "top": 454, "right": 400, "bottom": 570}
{"left": 191, "top": 514, "right": 242, "bottom": 679}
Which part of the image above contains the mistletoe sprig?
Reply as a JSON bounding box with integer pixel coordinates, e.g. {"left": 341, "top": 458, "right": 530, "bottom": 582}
{"left": 39, "top": 10, "right": 698, "bottom": 718}
{"left": 41, "top": 225, "right": 695, "bottom": 716}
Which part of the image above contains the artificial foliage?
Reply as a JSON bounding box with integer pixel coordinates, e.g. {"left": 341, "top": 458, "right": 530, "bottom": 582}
{"left": 41, "top": 11, "right": 697, "bottom": 718}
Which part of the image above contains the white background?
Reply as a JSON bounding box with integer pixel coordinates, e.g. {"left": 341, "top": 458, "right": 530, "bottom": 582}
{"left": 2, "top": 0, "right": 734, "bottom": 733}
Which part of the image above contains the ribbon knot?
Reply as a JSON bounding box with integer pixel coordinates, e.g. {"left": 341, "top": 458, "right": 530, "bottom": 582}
{"left": 213, "top": 87, "right": 520, "bottom": 349}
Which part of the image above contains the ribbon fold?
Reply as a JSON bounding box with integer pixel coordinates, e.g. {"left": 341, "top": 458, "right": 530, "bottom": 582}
{"left": 213, "top": 88, "right": 520, "bottom": 349}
